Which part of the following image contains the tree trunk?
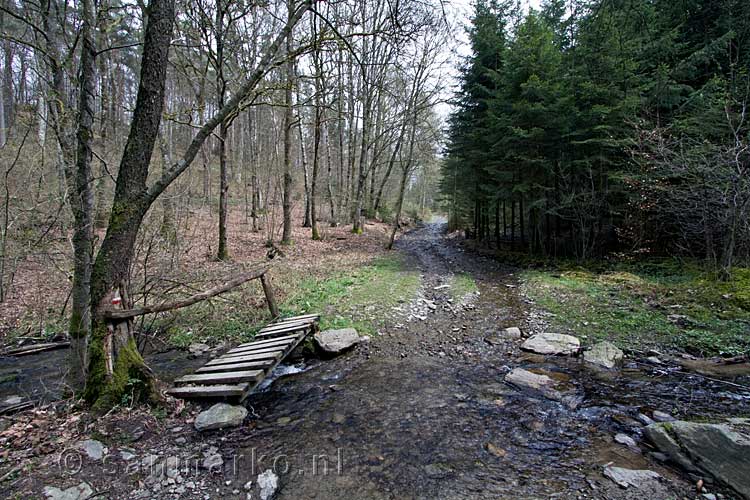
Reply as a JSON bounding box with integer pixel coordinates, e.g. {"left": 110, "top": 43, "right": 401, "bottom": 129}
{"left": 94, "top": 28, "right": 111, "bottom": 229}
{"left": 298, "top": 102, "right": 311, "bottom": 228}
{"left": 218, "top": 118, "right": 229, "bottom": 259}
{"left": 324, "top": 121, "right": 336, "bottom": 226}
{"left": 67, "top": 0, "right": 97, "bottom": 389}
{"left": 281, "top": 0, "right": 294, "bottom": 245}
{"left": 510, "top": 198, "right": 515, "bottom": 249}
{"left": 84, "top": 0, "right": 175, "bottom": 408}
{"left": 2, "top": 19, "right": 13, "bottom": 132}
{"left": 158, "top": 128, "right": 176, "bottom": 243}
{"left": 388, "top": 165, "right": 409, "bottom": 249}
{"left": 519, "top": 196, "right": 526, "bottom": 249}
{"left": 374, "top": 120, "right": 406, "bottom": 216}
{"left": 216, "top": 0, "right": 229, "bottom": 260}
{"left": 352, "top": 92, "right": 371, "bottom": 234}
{"left": 310, "top": 14, "right": 322, "bottom": 240}
{"left": 494, "top": 201, "right": 500, "bottom": 248}
{"left": 251, "top": 123, "right": 259, "bottom": 233}
{"left": 502, "top": 200, "right": 507, "bottom": 237}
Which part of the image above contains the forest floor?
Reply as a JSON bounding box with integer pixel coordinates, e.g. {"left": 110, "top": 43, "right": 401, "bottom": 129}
{"left": 1, "top": 219, "right": 750, "bottom": 499}
{"left": 0, "top": 207, "right": 410, "bottom": 350}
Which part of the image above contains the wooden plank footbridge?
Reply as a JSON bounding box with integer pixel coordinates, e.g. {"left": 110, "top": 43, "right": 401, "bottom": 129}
{"left": 166, "top": 313, "right": 319, "bottom": 401}
{"left": 100, "top": 255, "right": 319, "bottom": 402}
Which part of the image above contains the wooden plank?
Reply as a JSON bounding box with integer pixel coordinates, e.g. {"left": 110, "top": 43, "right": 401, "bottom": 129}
{"left": 273, "top": 313, "right": 319, "bottom": 323}
{"left": 254, "top": 332, "right": 305, "bottom": 342}
{"left": 266, "top": 317, "right": 318, "bottom": 327}
{"left": 218, "top": 349, "right": 284, "bottom": 362}
{"left": 259, "top": 319, "right": 312, "bottom": 332}
{"left": 241, "top": 326, "right": 311, "bottom": 400}
{"left": 206, "top": 351, "right": 282, "bottom": 366}
{"left": 3, "top": 342, "right": 70, "bottom": 356}
{"left": 268, "top": 317, "right": 316, "bottom": 328}
{"left": 255, "top": 327, "right": 307, "bottom": 339}
{"left": 226, "top": 344, "right": 292, "bottom": 356}
{"left": 235, "top": 336, "right": 298, "bottom": 350}
{"left": 175, "top": 370, "right": 263, "bottom": 386}
{"left": 256, "top": 325, "right": 311, "bottom": 339}
{"left": 166, "top": 383, "right": 250, "bottom": 399}
{"left": 237, "top": 335, "right": 299, "bottom": 347}
{"left": 196, "top": 360, "right": 274, "bottom": 373}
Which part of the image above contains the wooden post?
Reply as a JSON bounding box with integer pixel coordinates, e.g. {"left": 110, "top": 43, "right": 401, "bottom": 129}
{"left": 260, "top": 272, "right": 279, "bottom": 319}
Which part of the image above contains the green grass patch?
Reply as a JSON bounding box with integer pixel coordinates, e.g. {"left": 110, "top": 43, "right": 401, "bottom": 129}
{"left": 150, "top": 294, "right": 269, "bottom": 349}
{"left": 149, "top": 255, "right": 419, "bottom": 349}
{"left": 163, "top": 314, "right": 261, "bottom": 349}
{"left": 448, "top": 273, "right": 478, "bottom": 302}
{"left": 280, "top": 255, "right": 420, "bottom": 336}
{"left": 522, "top": 260, "right": 750, "bottom": 356}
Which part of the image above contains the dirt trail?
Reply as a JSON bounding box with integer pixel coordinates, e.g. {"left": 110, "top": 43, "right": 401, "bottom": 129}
{"left": 223, "top": 221, "right": 746, "bottom": 499}
{"left": 4, "top": 222, "right": 749, "bottom": 499}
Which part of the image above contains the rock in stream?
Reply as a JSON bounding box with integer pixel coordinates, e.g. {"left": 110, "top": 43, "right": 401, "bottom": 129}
{"left": 521, "top": 333, "right": 580, "bottom": 355}
{"left": 194, "top": 403, "right": 247, "bottom": 432}
{"left": 314, "top": 328, "right": 361, "bottom": 355}
{"left": 583, "top": 341, "right": 624, "bottom": 369}
{"left": 645, "top": 420, "right": 750, "bottom": 500}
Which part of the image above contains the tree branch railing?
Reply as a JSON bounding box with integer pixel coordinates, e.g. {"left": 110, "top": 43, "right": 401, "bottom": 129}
{"left": 104, "top": 260, "right": 279, "bottom": 321}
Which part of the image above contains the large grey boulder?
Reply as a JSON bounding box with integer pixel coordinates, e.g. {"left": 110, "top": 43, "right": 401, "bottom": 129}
{"left": 521, "top": 333, "right": 580, "bottom": 355}
{"left": 584, "top": 341, "right": 624, "bottom": 369}
{"left": 43, "top": 483, "right": 94, "bottom": 500}
{"left": 644, "top": 420, "right": 750, "bottom": 499}
{"left": 314, "top": 328, "right": 361, "bottom": 355}
{"left": 194, "top": 403, "right": 247, "bottom": 432}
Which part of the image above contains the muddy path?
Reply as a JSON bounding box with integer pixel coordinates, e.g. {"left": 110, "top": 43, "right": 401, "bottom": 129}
{"left": 218, "top": 222, "right": 750, "bottom": 499}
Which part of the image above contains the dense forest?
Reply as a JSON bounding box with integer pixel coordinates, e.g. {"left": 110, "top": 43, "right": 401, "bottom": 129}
{"left": 0, "top": 0, "right": 447, "bottom": 405}
{"left": 443, "top": 0, "right": 750, "bottom": 276}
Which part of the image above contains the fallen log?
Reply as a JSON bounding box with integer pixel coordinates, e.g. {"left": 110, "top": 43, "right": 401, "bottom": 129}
{"left": 0, "top": 401, "right": 32, "bottom": 415}
{"left": 105, "top": 260, "right": 275, "bottom": 320}
{"left": 3, "top": 342, "right": 70, "bottom": 357}
{"left": 718, "top": 354, "right": 749, "bottom": 365}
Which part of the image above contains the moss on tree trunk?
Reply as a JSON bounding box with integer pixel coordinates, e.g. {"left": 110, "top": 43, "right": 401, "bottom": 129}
{"left": 84, "top": 317, "right": 158, "bottom": 410}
